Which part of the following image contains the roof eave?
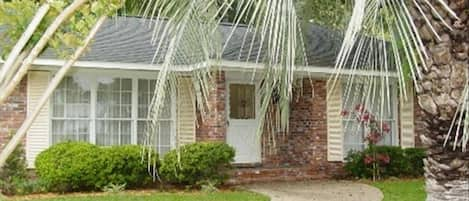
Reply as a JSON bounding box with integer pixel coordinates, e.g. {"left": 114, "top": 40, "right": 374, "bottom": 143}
{"left": 0, "top": 58, "right": 398, "bottom": 78}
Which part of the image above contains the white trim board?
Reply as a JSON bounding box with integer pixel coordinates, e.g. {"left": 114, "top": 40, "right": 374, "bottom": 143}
{"left": 0, "top": 58, "right": 399, "bottom": 78}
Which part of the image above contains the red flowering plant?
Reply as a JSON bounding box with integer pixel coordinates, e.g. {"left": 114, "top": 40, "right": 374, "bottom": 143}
{"left": 342, "top": 104, "right": 392, "bottom": 181}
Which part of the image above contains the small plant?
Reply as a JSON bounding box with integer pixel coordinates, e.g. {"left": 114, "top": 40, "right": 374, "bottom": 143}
{"left": 9, "top": 179, "right": 47, "bottom": 195}
{"left": 344, "top": 146, "right": 426, "bottom": 179}
{"left": 342, "top": 104, "right": 392, "bottom": 181}
{"left": 200, "top": 180, "right": 219, "bottom": 193}
{"left": 102, "top": 183, "right": 126, "bottom": 193}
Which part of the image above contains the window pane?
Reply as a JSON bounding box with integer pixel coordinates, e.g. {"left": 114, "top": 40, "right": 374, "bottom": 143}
{"left": 51, "top": 120, "right": 89, "bottom": 144}
{"left": 343, "top": 121, "right": 365, "bottom": 154}
{"left": 96, "top": 120, "right": 132, "bottom": 146}
{"left": 377, "top": 120, "right": 394, "bottom": 145}
{"left": 137, "top": 120, "right": 149, "bottom": 144}
{"left": 138, "top": 79, "right": 171, "bottom": 119}
{"left": 120, "top": 121, "right": 132, "bottom": 145}
{"left": 97, "top": 78, "right": 132, "bottom": 118}
{"left": 229, "top": 84, "right": 255, "bottom": 119}
{"left": 96, "top": 78, "right": 133, "bottom": 146}
{"left": 159, "top": 121, "right": 171, "bottom": 147}
{"left": 137, "top": 120, "right": 172, "bottom": 156}
{"left": 51, "top": 77, "right": 91, "bottom": 144}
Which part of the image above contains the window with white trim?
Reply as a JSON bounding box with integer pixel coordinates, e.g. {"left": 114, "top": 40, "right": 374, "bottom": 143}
{"left": 51, "top": 77, "right": 91, "bottom": 144}
{"left": 51, "top": 75, "right": 174, "bottom": 155}
{"left": 342, "top": 82, "right": 397, "bottom": 156}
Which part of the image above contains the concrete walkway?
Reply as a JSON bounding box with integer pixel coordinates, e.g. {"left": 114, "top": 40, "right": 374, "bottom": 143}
{"left": 244, "top": 180, "right": 383, "bottom": 201}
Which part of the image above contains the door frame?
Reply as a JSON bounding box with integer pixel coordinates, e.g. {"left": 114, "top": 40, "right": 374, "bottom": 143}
{"left": 225, "top": 76, "right": 261, "bottom": 164}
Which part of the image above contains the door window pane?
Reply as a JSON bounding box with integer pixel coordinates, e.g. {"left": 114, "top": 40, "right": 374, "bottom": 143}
{"left": 229, "top": 84, "right": 255, "bottom": 119}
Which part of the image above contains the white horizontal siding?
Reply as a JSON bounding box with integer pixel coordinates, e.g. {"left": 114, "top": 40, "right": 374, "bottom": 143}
{"left": 177, "top": 78, "right": 196, "bottom": 146}
{"left": 400, "top": 83, "right": 415, "bottom": 148}
{"left": 26, "top": 71, "right": 50, "bottom": 168}
{"left": 327, "top": 81, "right": 344, "bottom": 161}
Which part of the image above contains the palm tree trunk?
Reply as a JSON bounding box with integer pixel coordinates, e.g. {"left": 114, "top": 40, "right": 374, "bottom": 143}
{"left": 414, "top": 1, "right": 469, "bottom": 200}
{"left": 0, "top": 16, "right": 107, "bottom": 168}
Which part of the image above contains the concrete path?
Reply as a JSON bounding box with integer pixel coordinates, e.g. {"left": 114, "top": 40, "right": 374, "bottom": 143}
{"left": 244, "top": 180, "right": 383, "bottom": 201}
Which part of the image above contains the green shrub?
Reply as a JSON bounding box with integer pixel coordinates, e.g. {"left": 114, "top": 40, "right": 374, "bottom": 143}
{"left": 344, "top": 146, "right": 426, "bottom": 179}
{"left": 403, "top": 148, "right": 426, "bottom": 177}
{"left": 96, "top": 145, "right": 158, "bottom": 188}
{"left": 35, "top": 142, "right": 157, "bottom": 192}
{"left": 35, "top": 142, "right": 102, "bottom": 192}
{"left": 160, "top": 142, "right": 235, "bottom": 186}
{"left": 0, "top": 133, "right": 29, "bottom": 195}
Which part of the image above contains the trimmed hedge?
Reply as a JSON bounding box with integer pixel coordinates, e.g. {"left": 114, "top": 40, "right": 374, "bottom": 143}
{"left": 95, "top": 145, "right": 157, "bottom": 188}
{"left": 35, "top": 142, "right": 158, "bottom": 192}
{"left": 344, "top": 146, "right": 426, "bottom": 179}
{"left": 160, "top": 142, "right": 235, "bottom": 186}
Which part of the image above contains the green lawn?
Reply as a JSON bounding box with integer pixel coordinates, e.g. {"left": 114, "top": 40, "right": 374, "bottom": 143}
{"left": 7, "top": 191, "right": 269, "bottom": 201}
{"left": 371, "top": 179, "right": 426, "bottom": 201}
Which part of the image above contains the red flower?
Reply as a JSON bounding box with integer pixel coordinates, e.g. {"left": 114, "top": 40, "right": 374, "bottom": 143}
{"left": 382, "top": 123, "right": 391, "bottom": 133}
{"left": 361, "top": 112, "right": 370, "bottom": 122}
{"left": 364, "top": 154, "right": 374, "bottom": 165}
{"left": 340, "top": 110, "right": 349, "bottom": 117}
{"left": 355, "top": 104, "right": 365, "bottom": 113}
{"left": 377, "top": 154, "right": 391, "bottom": 164}
{"left": 366, "top": 132, "right": 380, "bottom": 144}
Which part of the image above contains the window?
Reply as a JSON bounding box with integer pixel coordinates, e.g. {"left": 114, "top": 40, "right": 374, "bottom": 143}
{"left": 137, "top": 79, "right": 172, "bottom": 155}
{"left": 229, "top": 84, "right": 256, "bottom": 119}
{"left": 51, "top": 75, "right": 174, "bottom": 155}
{"left": 96, "top": 78, "right": 132, "bottom": 146}
{"left": 342, "top": 82, "right": 397, "bottom": 156}
{"left": 51, "top": 77, "right": 91, "bottom": 144}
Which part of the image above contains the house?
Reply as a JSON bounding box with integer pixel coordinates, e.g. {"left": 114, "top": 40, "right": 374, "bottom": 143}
{"left": 0, "top": 17, "right": 423, "bottom": 183}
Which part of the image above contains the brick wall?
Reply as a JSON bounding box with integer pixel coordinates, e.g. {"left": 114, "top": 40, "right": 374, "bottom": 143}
{"left": 230, "top": 79, "right": 344, "bottom": 184}
{"left": 0, "top": 78, "right": 27, "bottom": 152}
{"left": 196, "top": 71, "right": 227, "bottom": 142}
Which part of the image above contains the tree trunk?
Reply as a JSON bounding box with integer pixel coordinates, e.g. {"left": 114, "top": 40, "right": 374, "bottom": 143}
{"left": 0, "top": 16, "right": 107, "bottom": 168}
{"left": 413, "top": 0, "right": 469, "bottom": 200}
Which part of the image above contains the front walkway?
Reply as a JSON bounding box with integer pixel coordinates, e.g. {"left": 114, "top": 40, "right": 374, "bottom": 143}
{"left": 244, "top": 180, "right": 383, "bottom": 201}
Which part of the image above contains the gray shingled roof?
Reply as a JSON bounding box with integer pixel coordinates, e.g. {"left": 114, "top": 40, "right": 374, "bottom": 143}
{"left": 3, "top": 17, "right": 393, "bottom": 70}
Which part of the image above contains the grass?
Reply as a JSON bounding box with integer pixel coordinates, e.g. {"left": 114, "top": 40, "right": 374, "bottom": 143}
{"left": 7, "top": 191, "right": 270, "bottom": 201}
{"left": 370, "top": 179, "right": 426, "bottom": 201}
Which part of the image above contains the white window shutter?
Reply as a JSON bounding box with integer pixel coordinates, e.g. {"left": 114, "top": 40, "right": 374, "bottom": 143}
{"left": 327, "top": 81, "right": 344, "bottom": 161}
{"left": 26, "top": 71, "right": 50, "bottom": 168}
{"left": 400, "top": 83, "right": 415, "bottom": 148}
{"left": 176, "top": 77, "right": 196, "bottom": 146}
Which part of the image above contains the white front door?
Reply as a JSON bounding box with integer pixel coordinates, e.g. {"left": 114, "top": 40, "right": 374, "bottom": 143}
{"left": 226, "top": 83, "right": 261, "bottom": 164}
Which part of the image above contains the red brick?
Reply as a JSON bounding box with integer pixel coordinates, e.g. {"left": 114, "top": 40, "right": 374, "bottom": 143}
{"left": 0, "top": 78, "right": 27, "bottom": 151}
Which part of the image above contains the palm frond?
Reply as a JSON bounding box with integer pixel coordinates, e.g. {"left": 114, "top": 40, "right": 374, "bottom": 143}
{"left": 331, "top": 0, "right": 466, "bottom": 150}
{"left": 135, "top": 0, "right": 306, "bottom": 176}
